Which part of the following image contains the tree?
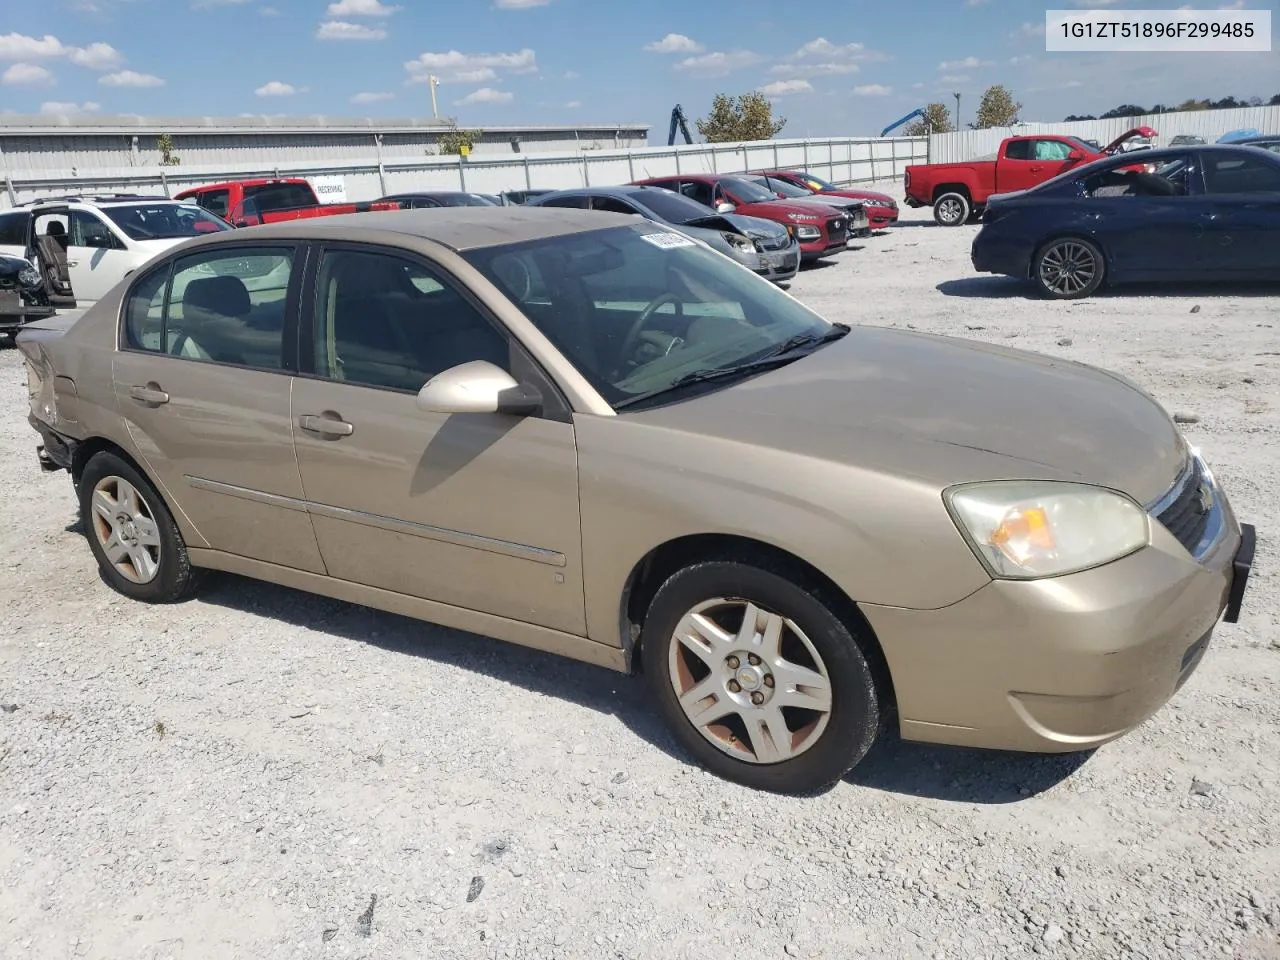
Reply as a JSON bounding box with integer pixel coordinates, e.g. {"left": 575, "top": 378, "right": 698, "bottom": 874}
{"left": 1063, "top": 113, "right": 1097, "bottom": 122}
{"left": 434, "top": 119, "right": 481, "bottom": 156}
{"left": 156, "top": 133, "right": 181, "bottom": 166}
{"left": 904, "top": 103, "right": 952, "bottom": 136}
{"left": 974, "top": 85, "right": 1021, "bottom": 128}
{"left": 696, "top": 92, "right": 786, "bottom": 143}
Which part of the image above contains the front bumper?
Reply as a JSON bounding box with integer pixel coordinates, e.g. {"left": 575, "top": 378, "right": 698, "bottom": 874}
{"left": 861, "top": 500, "right": 1253, "bottom": 754}
{"left": 866, "top": 205, "right": 899, "bottom": 228}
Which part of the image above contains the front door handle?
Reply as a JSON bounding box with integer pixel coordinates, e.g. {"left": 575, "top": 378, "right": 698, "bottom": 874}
{"left": 66, "top": 259, "right": 80, "bottom": 268}
{"left": 128, "top": 384, "right": 169, "bottom": 405}
{"left": 298, "top": 414, "right": 354, "bottom": 438}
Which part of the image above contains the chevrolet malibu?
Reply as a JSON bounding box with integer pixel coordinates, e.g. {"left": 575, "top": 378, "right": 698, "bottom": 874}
{"left": 18, "top": 208, "right": 1255, "bottom": 794}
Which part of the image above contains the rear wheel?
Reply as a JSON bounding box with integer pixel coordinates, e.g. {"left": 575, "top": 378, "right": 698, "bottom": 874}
{"left": 642, "top": 561, "right": 883, "bottom": 795}
{"left": 933, "top": 191, "right": 970, "bottom": 226}
{"left": 79, "top": 451, "right": 201, "bottom": 603}
{"left": 1033, "top": 237, "right": 1106, "bottom": 299}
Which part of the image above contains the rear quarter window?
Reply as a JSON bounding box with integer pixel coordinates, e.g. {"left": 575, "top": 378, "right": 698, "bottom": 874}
{"left": 0, "top": 211, "right": 27, "bottom": 247}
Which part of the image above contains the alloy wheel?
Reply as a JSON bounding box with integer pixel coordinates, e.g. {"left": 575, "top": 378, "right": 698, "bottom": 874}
{"left": 89, "top": 475, "right": 162, "bottom": 585}
{"left": 1039, "top": 241, "right": 1098, "bottom": 296}
{"left": 936, "top": 197, "right": 966, "bottom": 225}
{"left": 667, "top": 597, "right": 833, "bottom": 764}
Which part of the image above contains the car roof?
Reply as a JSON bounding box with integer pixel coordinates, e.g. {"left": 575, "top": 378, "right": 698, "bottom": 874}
{"left": 535, "top": 185, "right": 679, "bottom": 200}
{"left": 168, "top": 206, "right": 641, "bottom": 253}
{"left": 19, "top": 194, "right": 186, "bottom": 209}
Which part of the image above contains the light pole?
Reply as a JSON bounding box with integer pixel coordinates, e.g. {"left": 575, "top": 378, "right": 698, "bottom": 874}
{"left": 953, "top": 92, "right": 961, "bottom": 131}
{"left": 428, "top": 75, "right": 440, "bottom": 119}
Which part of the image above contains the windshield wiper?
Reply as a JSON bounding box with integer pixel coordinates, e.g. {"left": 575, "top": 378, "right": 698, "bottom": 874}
{"left": 614, "top": 323, "right": 850, "bottom": 410}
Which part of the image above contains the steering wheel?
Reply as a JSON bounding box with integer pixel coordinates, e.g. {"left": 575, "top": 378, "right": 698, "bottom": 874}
{"left": 616, "top": 292, "right": 681, "bottom": 373}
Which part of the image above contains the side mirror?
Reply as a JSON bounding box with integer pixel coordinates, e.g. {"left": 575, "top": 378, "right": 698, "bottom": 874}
{"left": 416, "top": 360, "right": 541, "bottom": 416}
{"left": 1067, "top": 150, "right": 1084, "bottom": 160}
{"left": 715, "top": 202, "right": 736, "bottom": 214}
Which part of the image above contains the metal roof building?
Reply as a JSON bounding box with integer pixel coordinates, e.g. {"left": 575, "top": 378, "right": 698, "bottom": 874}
{"left": 0, "top": 114, "right": 651, "bottom": 174}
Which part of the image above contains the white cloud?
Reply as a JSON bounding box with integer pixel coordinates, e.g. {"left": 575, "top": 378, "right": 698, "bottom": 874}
{"left": 259, "top": 6, "right": 281, "bottom": 15}
{"left": 494, "top": 0, "right": 552, "bottom": 6}
{"left": 2, "top": 63, "right": 54, "bottom": 85}
{"left": 316, "top": 20, "right": 387, "bottom": 40}
{"left": 255, "top": 80, "right": 301, "bottom": 96}
{"left": 1009, "top": 54, "right": 1034, "bottom": 64}
{"left": 40, "top": 100, "right": 100, "bottom": 115}
{"left": 350, "top": 91, "right": 393, "bottom": 103}
{"left": 939, "top": 74, "right": 970, "bottom": 84}
{"left": 562, "top": 70, "right": 579, "bottom": 80}
{"left": 1010, "top": 21, "right": 1047, "bottom": 38}
{"left": 938, "top": 56, "right": 993, "bottom": 70}
{"left": 771, "top": 37, "right": 888, "bottom": 77}
{"left": 405, "top": 47, "right": 537, "bottom": 83}
{"left": 966, "top": 0, "right": 991, "bottom": 5}
{"left": 1217, "top": 0, "right": 1245, "bottom": 7}
{"left": 852, "top": 83, "right": 892, "bottom": 96}
{"left": 564, "top": 99, "right": 581, "bottom": 108}
{"left": 673, "top": 50, "right": 763, "bottom": 77}
{"left": 644, "top": 33, "right": 703, "bottom": 54}
{"left": 191, "top": 0, "right": 252, "bottom": 7}
{"left": 68, "top": 42, "right": 124, "bottom": 69}
{"left": 0, "top": 33, "right": 122, "bottom": 71}
{"left": 759, "top": 79, "right": 813, "bottom": 97}
{"left": 326, "top": 0, "right": 400, "bottom": 13}
{"left": 99, "top": 69, "right": 164, "bottom": 87}
{"left": 1069, "top": 0, "right": 1126, "bottom": 6}
{"left": 456, "top": 86, "right": 513, "bottom": 104}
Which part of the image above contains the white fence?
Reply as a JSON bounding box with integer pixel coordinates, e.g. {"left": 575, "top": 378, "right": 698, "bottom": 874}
{"left": 1, "top": 135, "right": 927, "bottom": 209}
{"left": 928, "top": 104, "right": 1280, "bottom": 164}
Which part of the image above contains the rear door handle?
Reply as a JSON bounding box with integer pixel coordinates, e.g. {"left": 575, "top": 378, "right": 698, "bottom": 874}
{"left": 128, "top": 384, "right": 169, "bottom": 405}
{"left": 298, "top": 414, "right": 353, "bottom": 438}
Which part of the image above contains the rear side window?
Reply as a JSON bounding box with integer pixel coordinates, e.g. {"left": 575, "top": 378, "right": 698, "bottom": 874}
{"left": 0, "top": 211, "right": 26, "bottom": 246}
{"left": 200, "top": 190, "right": 231, "bottom": 219}
{"left": 122, "top": 246, "right": 294, "bottom": 370}
{"left": 1004, "top": 141, "right": 1031, "bottom": 161}
{"left": 538, "top": 195, "right": 590, "bottom": 209}
{"left": 1202, "top": 155, "right": 1280, "bottom": 194}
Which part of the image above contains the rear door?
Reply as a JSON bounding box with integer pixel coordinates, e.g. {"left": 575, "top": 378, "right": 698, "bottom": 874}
{"left": 112, "top": 242, "right": 326, "bottom": 573}
{"left": 1198, "top": 151, "right": 1280, "bottom": 276}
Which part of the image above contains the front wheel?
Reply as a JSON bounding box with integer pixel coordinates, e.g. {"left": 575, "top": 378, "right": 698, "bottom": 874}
{"left": 1033, "top": 237, "right": 1106, "bottom": 299}
{"left": 641, "top": 561, "right": 884, "bottom": 795}
{"left": 933, "top": 191, "right": 970, "bottom": 226}
{"left": 79, "top": 451, "right": 202, "bottom": 603}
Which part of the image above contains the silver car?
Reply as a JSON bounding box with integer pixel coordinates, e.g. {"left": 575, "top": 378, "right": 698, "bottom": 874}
{"left": 530, "top": 186, "right": 801, "bottom": 283}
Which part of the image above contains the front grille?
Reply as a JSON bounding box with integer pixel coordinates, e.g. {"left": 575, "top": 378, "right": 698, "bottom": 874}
{"left": 1152, "top": 457, "right": 1212, "bottom": 554}
{"left": 826, "top": 217, "right": 847, "bottom": 244}
{"left": 757, "top": 234, "right": 791, "bottom": 252}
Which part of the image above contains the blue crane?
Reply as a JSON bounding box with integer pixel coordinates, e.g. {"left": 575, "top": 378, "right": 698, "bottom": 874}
{"left": 881, "top": 107, "right": 926, "bottom": 138}
{"left": 668, "top": 104, "right": 694, "bottom": 146}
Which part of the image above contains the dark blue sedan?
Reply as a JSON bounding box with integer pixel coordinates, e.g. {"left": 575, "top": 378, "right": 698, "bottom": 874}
{"left": 970, "top": 144, "right": 1280, "bottom": 299}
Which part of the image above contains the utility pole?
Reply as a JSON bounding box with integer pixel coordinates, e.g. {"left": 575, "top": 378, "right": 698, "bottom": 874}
{"left": 428, "top": 75, "right": 440, "bottom": 119}
{"left": 953, "top": 92, "right": 961, "bottom": 131}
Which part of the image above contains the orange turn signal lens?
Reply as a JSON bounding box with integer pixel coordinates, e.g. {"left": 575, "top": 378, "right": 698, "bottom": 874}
{"left": 988, "top": 506, "right": 1056, "bottom": 563}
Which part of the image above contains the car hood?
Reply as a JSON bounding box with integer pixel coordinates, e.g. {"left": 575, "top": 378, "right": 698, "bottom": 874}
{"left": 735, "top": 199, "right": 839, "bottom": 220}
{"left": 625, "top": 326, "right": 1185, "bottom": 504}
{"left": 826, "top": 189, "right": 895, "bottom": 206}
{"left": 717, "top": 213, "right": 789, "bottom": 241}
{"left": 1103, "top": 125, "right": 1158, "bottom": 153}
{"left": 781, "top": 196, "right": 863, "bottom": 213}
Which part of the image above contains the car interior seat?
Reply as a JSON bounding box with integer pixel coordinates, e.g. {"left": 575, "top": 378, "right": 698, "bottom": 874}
{"left": 177, "top": 275, "right": 258, "bottom": 366}
{"left": 35, "top": 221, "right": 75, "bottom": 300}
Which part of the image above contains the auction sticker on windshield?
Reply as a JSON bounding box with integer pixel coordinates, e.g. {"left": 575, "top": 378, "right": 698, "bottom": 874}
{"left": 640, "top": 232, "right": 697, "bottom": 249}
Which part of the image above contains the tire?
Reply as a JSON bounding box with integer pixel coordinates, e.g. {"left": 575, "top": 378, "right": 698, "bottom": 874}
{"left": 79, "top": 451, "right": 202, "bottom": 603}
{"left": 933, "top": 191, "right": 970, "bottom": 226}
{"left": 1033, "top": 236, "right": 1106, "bottom": 300}
{"left": 641, "top": 561, "right": 883, "bottom": 795}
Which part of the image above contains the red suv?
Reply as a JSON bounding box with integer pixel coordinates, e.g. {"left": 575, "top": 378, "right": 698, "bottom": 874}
{"left": 752, "top": 170, "right": 899, "bottom": 229}
{"left": 630, "top": 174, "right": 849, "bottom": 262}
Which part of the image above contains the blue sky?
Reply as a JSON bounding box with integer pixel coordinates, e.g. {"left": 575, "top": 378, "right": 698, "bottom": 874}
{"left": 1, "top": 0, "right": 1277, "bottom": 139}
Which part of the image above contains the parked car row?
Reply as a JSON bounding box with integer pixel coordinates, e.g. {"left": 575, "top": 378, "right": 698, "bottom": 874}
{"left": 0, "top": 167, "right": 896, "bottom": 336}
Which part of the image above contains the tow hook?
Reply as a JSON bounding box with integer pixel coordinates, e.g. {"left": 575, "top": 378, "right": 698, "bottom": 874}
{"left": 36, "top": 444, "right": 60, "bottom": 472}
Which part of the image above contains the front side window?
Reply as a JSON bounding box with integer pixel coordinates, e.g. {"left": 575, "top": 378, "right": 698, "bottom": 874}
{"left": 312, "top": 249, "right": 510, "bottom": 393}
{"left": 1033, "top": 140, "right": 1075, "bottom": 161}
{"left": 537, "top": 194, "right": 590, "bottom": 209}
{"left": 103, "top": 203, "right": 230, "bottom": 241}
{"left": 69, "top": 210, "right": 119, "bottom": 249}
{"left": 464, "top": 225, "right": 834, "bottom": 408}
{"left": 122, "top": 246, "right": 293, "bottom": 369}
{"left": 590, "top": 196, "right": 643, "bottom": 216}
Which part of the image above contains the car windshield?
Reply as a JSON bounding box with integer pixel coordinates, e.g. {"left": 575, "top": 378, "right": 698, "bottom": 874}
{"left": 796, "top": 172, "right": 836, "bottom": 191}
{"left": 751, "top": 176, "right": 812, "bottom": 199}
{"left": 464, "top": 224, "right": 837, "bottom": 409}
{"left": 436, "top": 193, "right": 498, "bottom": 207}
{"left": 1066, "top": 137, "right": 1100, "bottom": 154}
{"left": 102, "top": 203, "right": 232, "bottom": 240}
{"left": 630, "top": 189, "right": 717, "bottom": 224}
{"left": 721, "top": 177, "right": 779, "bottom": 204}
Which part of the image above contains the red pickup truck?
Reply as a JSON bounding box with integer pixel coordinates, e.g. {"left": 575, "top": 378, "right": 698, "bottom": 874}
{"left": 174, "top": 177, "right": 400, "bottom": 227}
{"left": 903, "top": 127, "right": 1157, "bottom": 226}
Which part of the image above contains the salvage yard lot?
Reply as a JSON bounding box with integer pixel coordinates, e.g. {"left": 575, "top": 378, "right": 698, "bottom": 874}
{"left": 2, "top": 194, "right": 1278, "bottom": 960}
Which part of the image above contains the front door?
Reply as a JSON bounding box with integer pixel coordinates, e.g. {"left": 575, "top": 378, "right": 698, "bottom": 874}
{"left": 67, "top": 209, "right": 135, "bottom": 304}
{"left": 112, "top": 242, "right": 326, "bottom": 573}
{"left": 290, "top": 244, "right": 586, "bottom": 635}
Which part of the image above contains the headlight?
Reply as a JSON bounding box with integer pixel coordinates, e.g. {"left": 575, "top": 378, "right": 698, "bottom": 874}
{"left": 786, "top": 212, "right": 819, "bottom": 222}
{"left": 720, "top": 231, "right": 753, "bottom": 252}
{"left": 18, "top": 265, "right": 41, "bottom": 287}
{"left": 944, "top": 480, "right": 1149, "bottom": 580}
{"left": 794, "top": 225, "right": 821, "bottom": 240}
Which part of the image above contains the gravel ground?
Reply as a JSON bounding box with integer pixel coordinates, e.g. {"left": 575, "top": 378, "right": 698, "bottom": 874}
{"left": 2, "top": 188, "right": 1278, "bottom": 960}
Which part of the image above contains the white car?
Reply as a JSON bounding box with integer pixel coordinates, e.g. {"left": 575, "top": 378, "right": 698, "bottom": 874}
{"left": 0, "top": 194, "right": 231, "bottom": 308}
